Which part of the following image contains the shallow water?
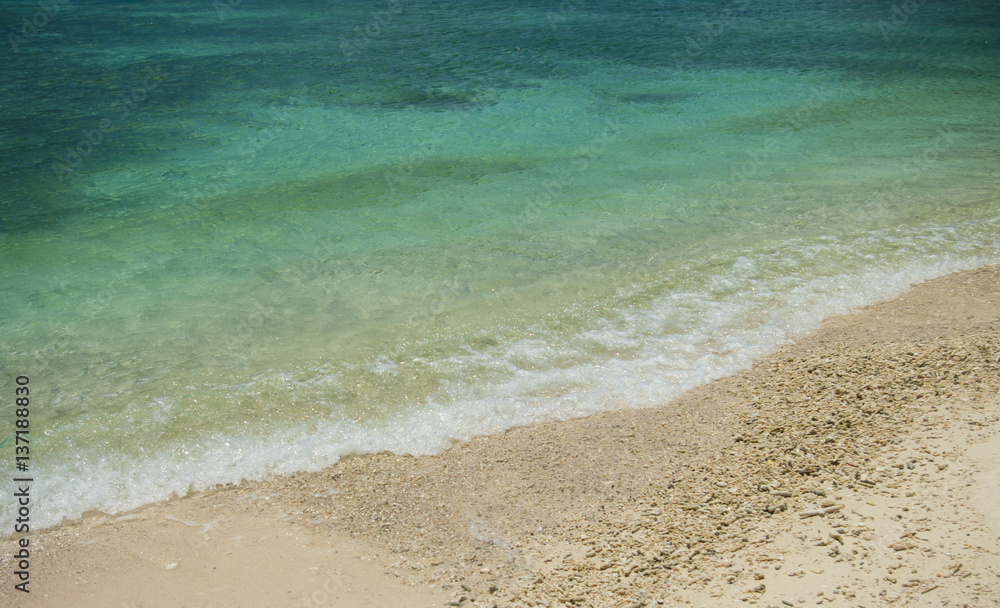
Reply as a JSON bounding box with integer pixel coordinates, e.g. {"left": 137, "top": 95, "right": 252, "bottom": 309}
{"left": 1, "top": 0, "right": 998, "bottom": 529}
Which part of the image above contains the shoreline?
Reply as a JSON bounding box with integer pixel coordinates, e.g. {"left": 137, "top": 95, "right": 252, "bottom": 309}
{"left": 2, "top": 265, "right": 999, "bottom": 607}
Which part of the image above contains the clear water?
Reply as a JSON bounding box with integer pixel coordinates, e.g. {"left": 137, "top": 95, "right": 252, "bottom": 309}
{"left": 1, "top": 0, "right": 998, "bottom": 530}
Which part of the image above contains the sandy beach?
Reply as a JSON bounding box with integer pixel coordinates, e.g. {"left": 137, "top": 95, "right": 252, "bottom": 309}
{"left": 2, "top": 264, "right": 998, "bottom": 608}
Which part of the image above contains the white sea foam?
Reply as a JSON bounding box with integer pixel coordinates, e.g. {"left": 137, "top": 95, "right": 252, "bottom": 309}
{"left": 13, "top": 221, "right": 999, "bottom": 532}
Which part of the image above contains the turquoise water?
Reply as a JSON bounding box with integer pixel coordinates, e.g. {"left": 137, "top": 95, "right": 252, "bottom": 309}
{"left": 1, "top": 0, "right": 998, "bottom": 530}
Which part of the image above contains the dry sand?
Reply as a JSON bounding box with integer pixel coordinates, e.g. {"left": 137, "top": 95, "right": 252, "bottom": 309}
{"left": 2, "top": 264, "right": 998, "bottom": 608}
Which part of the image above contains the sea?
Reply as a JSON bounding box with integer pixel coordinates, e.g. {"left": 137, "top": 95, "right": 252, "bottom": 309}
{"left": 1, "top": 0, "right": 998, "bottom": 531}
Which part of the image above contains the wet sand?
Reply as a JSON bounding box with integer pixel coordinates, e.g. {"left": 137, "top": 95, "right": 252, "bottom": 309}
{"left": 2, "top": 265, "right": 998, "bottom": 608}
